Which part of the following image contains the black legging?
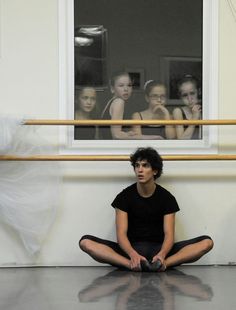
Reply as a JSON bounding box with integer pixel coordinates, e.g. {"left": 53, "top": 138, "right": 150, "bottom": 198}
{"left": 79, "top": 234, "right": 212, "bottom": 266}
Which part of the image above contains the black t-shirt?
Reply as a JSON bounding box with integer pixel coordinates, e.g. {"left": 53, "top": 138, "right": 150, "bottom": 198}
{"left": 112, "top": 183, "right": 180, "bottom": 243}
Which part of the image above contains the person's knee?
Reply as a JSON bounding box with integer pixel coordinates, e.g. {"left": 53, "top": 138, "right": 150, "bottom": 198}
{"left": 79, "top": 235, "right": 94, "bottom": 252}
{"left": 202, "top": 238, "right": 214, "bottom": 253}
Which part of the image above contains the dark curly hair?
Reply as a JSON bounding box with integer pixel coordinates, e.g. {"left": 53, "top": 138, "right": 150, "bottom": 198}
{"left": 130, "top": 147, "right": 163, "bottom": 179}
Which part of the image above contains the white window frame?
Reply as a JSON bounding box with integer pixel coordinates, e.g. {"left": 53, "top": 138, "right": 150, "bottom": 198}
{"left": 58, "top": 0, "right": 219, "bottom": 155}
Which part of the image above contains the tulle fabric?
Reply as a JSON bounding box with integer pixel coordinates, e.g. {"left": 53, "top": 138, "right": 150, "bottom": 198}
{"left": 0, "top": 116, "right": 61, "bottom": 255}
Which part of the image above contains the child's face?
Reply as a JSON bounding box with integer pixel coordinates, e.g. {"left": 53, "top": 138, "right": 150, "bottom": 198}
{"left": 79, "top": 88, "right": 96, "bottom": 113}
{"left": 179, "top": 82, "right": 198, "bottom": 107}
{"left": 111, "top": 75, "right": 132, "bottom": 100}
{"left": 146, "top": 85, "right": 166, "bottom": 109}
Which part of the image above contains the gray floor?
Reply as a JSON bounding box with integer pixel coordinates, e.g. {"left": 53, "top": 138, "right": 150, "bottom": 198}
{"left": 0, "top": 266, "right": 235, "bottom": 310}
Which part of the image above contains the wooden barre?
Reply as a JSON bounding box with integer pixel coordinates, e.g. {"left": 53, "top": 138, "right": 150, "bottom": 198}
{"left": 1, "top": 154, "right": 236, "bottom": 161}
{"left": 24, "top": 119, "right": 236, "bottom": 126}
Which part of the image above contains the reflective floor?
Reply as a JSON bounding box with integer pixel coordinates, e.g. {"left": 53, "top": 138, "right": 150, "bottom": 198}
{"left": 0, "top": 266, "right": 236, "bottom": 310}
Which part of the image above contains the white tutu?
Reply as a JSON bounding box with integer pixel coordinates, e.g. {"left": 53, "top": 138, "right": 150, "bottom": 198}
{"left": 0, "top": 116, "right": 61, "bottom": 255}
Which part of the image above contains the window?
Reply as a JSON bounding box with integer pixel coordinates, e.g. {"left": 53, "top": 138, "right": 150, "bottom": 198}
{"left": 74, "top": 25, "right": 108, "bottom": 88}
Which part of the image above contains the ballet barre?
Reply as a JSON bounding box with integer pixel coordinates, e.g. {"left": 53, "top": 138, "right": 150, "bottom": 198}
{"left": 0, "top": 118, "right": 235, "bottom": 161}
{"left": 0, "top": 155, "right": 236, "bottom": 161}
{"left": 24, "top": 119, "right": 236, "bottom": 126}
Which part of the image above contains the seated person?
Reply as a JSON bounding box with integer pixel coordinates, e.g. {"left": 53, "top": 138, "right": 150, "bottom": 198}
{"left": 74, "top": 86, "right": 98, "bottom": 140}
{"left": 132, "top": 81, "right": 176, "bottom": 139}
{"left": 79, "top": 147, "right": 213, "bottom": 272}
{"left": 172, "top": 75, "right": 202, "bottom": 139}
{"left": 100, "top": 71, "right": 136, "bottom": 140}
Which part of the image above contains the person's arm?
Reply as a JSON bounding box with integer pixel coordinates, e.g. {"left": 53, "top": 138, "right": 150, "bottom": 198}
{"left": 154, "top": 105, "right": 176, "bottom": 139}
{"left": 131, "top": 112, "right": 142, "bottom": 136}
{"left": 115, "top": 208, "right": 147, "bottom": 270}
{"left": 110, "top": 98, "right": 135, "bottom": 139}
{"left": 152, "top": 213, "right": 175, "bottom": 264}
{"left": 173, "top": 106, "right": 201, "bottom": 139}
{"left": 131, "top": 112, "right": 165, "bottom": 140}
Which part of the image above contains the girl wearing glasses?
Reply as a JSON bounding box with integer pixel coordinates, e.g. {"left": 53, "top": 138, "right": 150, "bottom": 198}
{"left": 132, "top": 80, "right": 175, "bottom": 139}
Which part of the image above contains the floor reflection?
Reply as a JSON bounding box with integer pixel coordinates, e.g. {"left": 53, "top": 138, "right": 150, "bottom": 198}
{"left": 78, "top": 268, "right": 213, "bottom": 310}
{"left": 0, "top": 269, "right": 52, "bottom": 310}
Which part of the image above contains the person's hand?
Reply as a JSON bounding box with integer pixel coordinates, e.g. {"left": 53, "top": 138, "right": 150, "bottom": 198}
{"left": 153, "top": 105, "right": 170, "bottom": 119}
{"left": 192, "top": 104, "right": 201, "bottom": 120}
{"left": 151, "top": 253, "right": 167, "bottom": 271}
{"left": 152, "top": 253, "right": 165, "bottom": 265}
{"left": 129, "top": 250, "right": 147, "bottom": 271}
{"left": 127, "top": 130, "right": 137, "bottom": 136}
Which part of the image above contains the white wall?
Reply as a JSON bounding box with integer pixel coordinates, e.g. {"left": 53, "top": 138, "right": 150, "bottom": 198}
{"left": 0, "top": 0, "right": 236, "bottom": 266}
